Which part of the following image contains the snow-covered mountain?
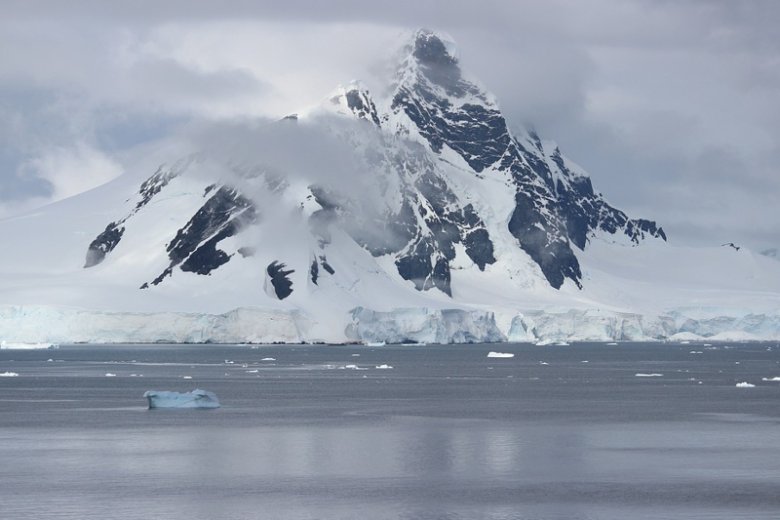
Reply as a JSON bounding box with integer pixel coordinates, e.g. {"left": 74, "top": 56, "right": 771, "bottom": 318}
{"left": 1, "top": 30, "right": 779, "bottom": 344}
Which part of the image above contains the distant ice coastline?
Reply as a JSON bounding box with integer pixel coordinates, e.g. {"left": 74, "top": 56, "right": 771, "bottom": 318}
{"left": 1, "top": 304, "right": 779, "bottom": 345}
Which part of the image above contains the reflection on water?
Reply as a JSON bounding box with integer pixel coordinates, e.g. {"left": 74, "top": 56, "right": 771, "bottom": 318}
{"left": 1, "top": 342, "right": 779, "bottom": 519}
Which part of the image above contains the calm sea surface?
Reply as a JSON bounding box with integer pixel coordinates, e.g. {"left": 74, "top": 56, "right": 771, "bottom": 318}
{"left": 1, "top": 342, "right": 779, "bottom": 520}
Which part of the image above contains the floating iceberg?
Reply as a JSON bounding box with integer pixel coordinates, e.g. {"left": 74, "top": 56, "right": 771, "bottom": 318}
{"left": 0, "top": 371, "right": 19, "bottom": 377}
{"left": 635, "top": 373, "right": 664, "bottom": 377}
{"left": 761, "top": 376, "right": 780, "bottom": 382}
{"left": 143, "top": 389, "right": 220, "bottom": 409}
{"left": 735, "top": 382, "right": 755, "bottom": 388}
{"left": 0, "top": 341, "right": 58, "bottom": 350}
{"left": 375, "top": 364, "right": 393, "bottom": 369}
{"left": 487, "top": 352, "right": 514, "bottom": 358}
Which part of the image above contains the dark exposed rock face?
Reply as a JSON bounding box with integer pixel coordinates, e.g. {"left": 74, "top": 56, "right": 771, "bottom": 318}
{"left": 267, "top": 261, "right": 294, "bottom": 299}
{"left": 386, "top": 30, "right": 664, "bottom": 289}
{"left": 84, "top": 223, "right": 124, "bottom": 268}
{"left": 149, "top": 186, "right": 257, "bottom": 286}
{"left": 307, "top": 128, "right": 496, "bottom": 296}
{"left": 309, "top": 254, "right": 336, "bottom": 286}
{"left": 320, "top": 256, "right": 335, "bottom": 275}
{"left": 84, "top": 165, "right": 180, "bottom": 268}
{"left": 344, "top": 88, "right": 381, "bottom": 126}
{"left": 309, "top": 258, "right": 319, "bottom": 285}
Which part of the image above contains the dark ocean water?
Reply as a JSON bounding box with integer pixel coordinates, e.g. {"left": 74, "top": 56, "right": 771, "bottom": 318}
{"left": 1, "top": 342, "right": 779, "bottom": 520}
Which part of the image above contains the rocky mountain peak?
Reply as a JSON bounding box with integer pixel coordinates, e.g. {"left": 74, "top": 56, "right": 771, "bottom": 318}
{"left": 411, "top": 29, "right": 458, "bottom": 68}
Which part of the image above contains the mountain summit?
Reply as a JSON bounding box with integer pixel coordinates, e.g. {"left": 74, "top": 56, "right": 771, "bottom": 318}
{"left": 82, "top": 29, "right": 665, "bottom": 297}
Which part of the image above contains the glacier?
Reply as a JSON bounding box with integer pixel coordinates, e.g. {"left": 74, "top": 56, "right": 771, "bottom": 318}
{"left": 346, "top": 307, "right": 505, "bottom": 344}
{"left": 0, "top": 305, "right": 307, "bottom": 344}
{"left": 1, "top": 304, "right": 779, "bottom": 345}
{"left": 143, "top": 389, "right": 221, "bottom": 409}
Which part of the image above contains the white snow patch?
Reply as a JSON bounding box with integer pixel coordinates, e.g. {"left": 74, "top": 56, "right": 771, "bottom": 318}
{"left": 0, "top": 341, "right": 58, "bottom": 350}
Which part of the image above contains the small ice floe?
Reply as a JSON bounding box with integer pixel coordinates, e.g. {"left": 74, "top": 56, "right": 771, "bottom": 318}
{"left": 375, "top": 364, "right": 393, "bottom": 369}
{"left": 104, "top": 373, "right": 117, "bottom": 377}
{"left": 735, "top": 382, "right": 755, "bottom": 388}
{"left": 365, "top": 341, "right": 386, "bottom": 347}
{"left": 0, "top": 371, "right": 19, "bottom": 377}
{"left": 581, "top": 360, "right": 589, "bottom": 363}
{"left": 539, "top": 361, "right": 549, "bottom": 365}
{"left": 606, "top": 342, "right": 618, "bottom": 346}
{"left": 143, "top": 389, "right": 220, "bottom": 409}
{"left": 46, "top": 358, "right": 54, "bottom": 362}
{"left": 351, "top": 354, "right": 360, "bottom": 357}
{"left": 246, "top": 369, "right": 259, "bottom": 374}
{"left": 487, "top": 352, "right": 514, "bottom": 358}
{"left": 261, "top": 358, "right": 276, "bottom": 361}
{"left": 689, "top": 351, "right": 704, "bottom": 354}
{"left": 680, "top": 340, "right": 691, "bottom": 345}
{"left": 703, "top": 343, "right": 712, "bottom": 347}
{"left": 635, "top": 373, "right": 664, "bottom": 377}
{"left": 555, "top": 341, "right": 570, "bottom": 346}
{"left": 0, "top": 341, "right": 59, "bottom": 350}
{"left": 761, "top": 376, "right": 780, "bottom": 382}
{"left": 224, "top": 360, "right": 234, "bottom": 365}
{"left": 182, "top": 376, "right": 192, "bottom": 380}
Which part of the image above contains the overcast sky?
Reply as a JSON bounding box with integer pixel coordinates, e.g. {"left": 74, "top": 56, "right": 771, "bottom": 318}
{"left": 1, "top": 0, "right": 778, "bottom": 250}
